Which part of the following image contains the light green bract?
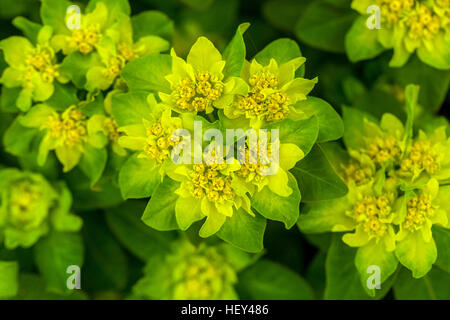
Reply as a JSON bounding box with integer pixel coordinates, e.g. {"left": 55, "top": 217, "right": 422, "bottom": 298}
{"left": 348, "top": 0, "right": 450, "bottom": 69}
{"left": 299, "top": 85, "right": 450, "bottom": 295}
{"left": 0, "top": 168, "right": 82, "bottom": 249}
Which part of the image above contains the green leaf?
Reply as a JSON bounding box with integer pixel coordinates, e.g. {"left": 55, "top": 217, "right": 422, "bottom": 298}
{"left": 298, "top": 196, "right": 354, "bottom": 233}
{"left": 217, "top": 208, "right": 266, "bottom": 253}
{"left": 324, "top": 235, "right": 392, "bottom": 299}
{"left": 121, "top": 54, "right": 172, "bottom": 94}
{"left": 237, "top": 260, "right": 314, "bottom": 299}
{"left": 1, "top": 87, "right": 21, "bottom": 113}
{"left": 342, "top": 106, "right": 378, "bottom": 151}
{"left": 105, "top": 200, "right": 177, "bottom": 261}
{"left": 265, "top": 116, "right": 319, "bottom": 156}
{"left": 252, "top": 172, "right": 300, "bottom": 229}
{"left": 131, "top": 10, "right": 174, "bottom": 41}
{"left": 417, "top": 33, "right": 450, "bottom": 70}
{"left": 262, "top": 0, "right": 310, "bottom": 33}
{"left": 0, "top": 0, "right": 32, "bottom": 19}
{"left": 434, "top": 227, "right": 450, "bottom": 273}
{"left": 254, "top": 38, "right": 305, "bottom": 77}
{"left": 34, "top": 231, "right": 84, "bottom": 294}
{"left": 82, "top": 214, "right": 128, "bottom": 292}
{"left": 40, "top": 0, "right": 71, "bottom": 34}
{"left": 16, "top": 274, "right": 87, "bottom": 300}
{"left": 142, "top": 177, "right": 179, "bottom": 231}
{"left": 295, "top": 97, "right": 344, "bottom": 143}
{"left": 388, "top": 56, "right": 450, "bottom": 112}
{"left": 45, "top": 82, "right": 78, "bottom": 112}
{"left": 12, "top": 17, "right": 41, "bottom": 44}
{"left": 111, "top": 92, "right": 153, "bottom": 126}
{"left": 355, "top": 241, "right": 399, "bottom": 297}
{"left": 222, "top": 23, "right": 249, "bottom": 77}
{"left": 87, "top": 0, "right": 130, "bottom": 24}
{"left": 395, "top": 230, "right": 437, "bottom": 279}
{"left": 59, "top": 52, "right": 102, "bottom": 89}
{"left": 394, "top": 267, "right": 450, "bottom": 300}
{"left": 291, "top": 144, "right": 348, "bottom": 202}
{"left": 175, "top": 196, "right": 204, "bottom": 231}
{"left": 404, "top": 84, "right": 419, "bottom": 147}
{"left": 0, "top": 260, "right": 18, "bottom": 298}
{"left": 295, "top": 0, "right": 357, "bottom": 53}
{"left": 118, "top": 154, "right": 161, "bottom": 199}
{"left": 351, "top": 88, "right": 405, "bottom": 121}
{"left": 305, "top": 251, "right": 327, "bottom": 299}
{"left": 66, "top": 172, "right": 123, "bottom": 210}
{"left": 78, "top": 145, "right": 107, "bottom": 187}
{"left": 3, "top": 117, "right": 38, "bottom": 157}
{"left": 345, "top": 16, "right": 384, "bottom": 62}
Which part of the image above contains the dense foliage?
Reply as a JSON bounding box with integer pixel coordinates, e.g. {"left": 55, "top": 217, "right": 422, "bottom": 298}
{"left": 0, "top": 0, "right": 448, "bottom": 300}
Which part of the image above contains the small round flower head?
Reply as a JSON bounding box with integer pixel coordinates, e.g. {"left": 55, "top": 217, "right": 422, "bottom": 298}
{"left": 160, "top": 37, "right": 243, "bottom": 115}
{"left": 133, "top": 240, "right": 240, "bottom": 300}
{"left": 225, "top": 58, "right": 317, "bottom": 127}
{"left": 351, "top": 0, "right": 450, "bottom": 68}
{"left": 343, "top": 192, "right": 396, "bottom": 249}
{"left": 0, "top": 169, "right": 82, "bottom": 249}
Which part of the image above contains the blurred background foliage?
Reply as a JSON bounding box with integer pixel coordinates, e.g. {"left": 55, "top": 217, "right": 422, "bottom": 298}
{"left": 0, "top": 0, "right": 448, "bottom": 300}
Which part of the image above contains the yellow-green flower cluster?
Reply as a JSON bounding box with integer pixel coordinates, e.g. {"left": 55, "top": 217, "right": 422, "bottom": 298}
{"left": 0, "top": 26, "right": 66, "bottom": 111}
{"left": 351, "top": 0, "right": 450, "bottom": 69}
{"left": 0, "top": 169, "right": 82, "bottom": 249}
{"left": 300, "top": 86, "right": 450, "bottom": 284}
{"left": 133, "top": 239, "right": 244, "bottom": 300}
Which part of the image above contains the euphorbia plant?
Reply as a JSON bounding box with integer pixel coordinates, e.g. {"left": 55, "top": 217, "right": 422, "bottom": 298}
{"left": 112, "top": 24, "right": 346, "bottom": 253}
{"left": 347, "top": 0, "right": 450, "bottom": 69}
{"left": 299, "top": 85, "right": 450, "bottom": 296}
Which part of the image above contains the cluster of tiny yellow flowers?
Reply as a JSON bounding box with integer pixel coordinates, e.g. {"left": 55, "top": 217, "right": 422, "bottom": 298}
{"left": 377, "top": 0, "right": 415, "bottom": 26}
{"left": 8, "top": 181, "right": 42, "bottom": 228}
{"left": 117, "top": 42, "right": 138, "bottom": 61}
{"left": 376, "top": 0, "right": 445, "bottom": 40}
{"left": 435, "top": 0, "right": 450, "bottom": 24}
{"left": 103, "top": 56, "right": 125, "bottom": 80}
{"left": 348, "top": 194, "right": 393, "bottom": 239}
{"left": 403, "top": 193, "right": 435, "bottom": 231}
{"left": 169, "top": 248, "right": 234, "bottom": 300}
{"left": 24, "top": 46, "right": 59, "bottom": 86}
{"left": 45, "top": 108, "right": 87, "bottom": 147}
{"left": 365, "top": 136, "right": 401, "bottom": 165}
{"left": 236, "top": 72, "right": 289, "bottom": 122}
{"left": 342, "top": 162, "right": 373, "bottom": 186}
{"left": 236, "top": 139, "right": 272, "bottom": 183}
{"left": 70, "top": 25, "right": 101, "bottom": 54}
{"left": 143, "top": 121, "right": 180, "bottom": 163}
{"left": 189, "top": 163, "right": 234, "bottom": 202}
{"left": 178, "top": 259, "right": 217, "bottom": 299}
{"left": 407, "top": 4, "right": 441, "bottom": 39}
{"left": 400, "top": 140, "right": 439, "bottom": 175}
{"left": 103, "top": 117, "right": 120, "bottom": 141}
{"left": 174, "top": 71, "right": 224, "bottom": 113}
